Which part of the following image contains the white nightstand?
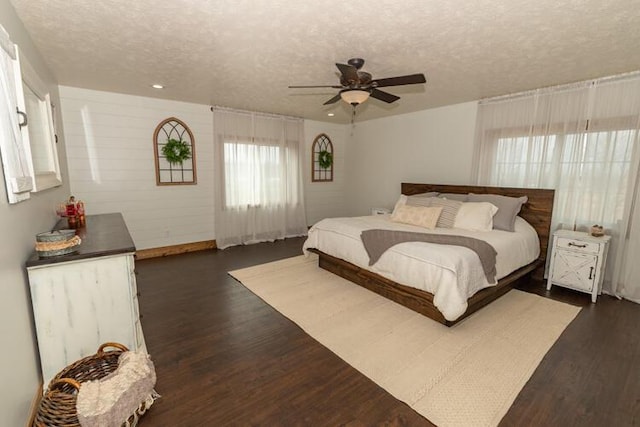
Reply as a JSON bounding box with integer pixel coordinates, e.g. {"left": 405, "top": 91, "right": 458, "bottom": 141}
{"left": 546, "top": 230, "right": 611, "bottom": 302}
{"left": 371, "top": 207, "right": 391, "bottom": 215}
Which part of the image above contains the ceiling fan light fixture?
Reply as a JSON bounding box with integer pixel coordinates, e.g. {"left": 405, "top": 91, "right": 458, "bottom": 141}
{"left": 340, "top": 89, "right": 370, "bottom": 105}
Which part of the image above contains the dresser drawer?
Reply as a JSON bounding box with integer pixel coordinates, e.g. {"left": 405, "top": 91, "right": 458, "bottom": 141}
{"left": 555, "top": 237, "right": 600, "bottom": 254}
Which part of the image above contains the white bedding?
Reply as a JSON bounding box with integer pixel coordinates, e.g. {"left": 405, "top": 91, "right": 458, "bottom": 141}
{"left": 302, "top": 215, "right": 540, "bottom": 321}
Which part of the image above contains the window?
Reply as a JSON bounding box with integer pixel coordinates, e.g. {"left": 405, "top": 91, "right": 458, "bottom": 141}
{"left": 0, "top": 27, "right": 29, "bottom": 203}
{"left": 18, "top": 48, "right": 61, "bottom": 192}
{"left": 153, "top": 117, "right": 197, "bottom": 185}
{"left": 311, "top": 133, "right": 333, "bottom": 182}
{"left": 475, "top": 76, "right": 640, "bottom": 297}
{"left": 0, "top": 25, "right": 61, "bottom": 204}
{"left": 223, "top": 141, "right": 283, "bottom": 208}
{"left": 213, "top": 109, "right": 307, "bottom": 249}
{"left": 492, "top": 135, "right": 558, "bottom": 188}
{"left": 491, "top": 128, "right": 635, "bottom": 228}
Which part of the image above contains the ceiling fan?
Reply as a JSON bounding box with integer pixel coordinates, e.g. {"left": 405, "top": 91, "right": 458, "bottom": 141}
{"left": 289, "top": 58, "right": 426, "bottom": 106}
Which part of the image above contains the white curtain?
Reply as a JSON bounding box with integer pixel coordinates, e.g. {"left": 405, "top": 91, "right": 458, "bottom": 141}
{"left": 473, "top": 74, "right": 640, "bottom": 301}
{"left": 213, "top": 108, "right": 307, "bottom": 249}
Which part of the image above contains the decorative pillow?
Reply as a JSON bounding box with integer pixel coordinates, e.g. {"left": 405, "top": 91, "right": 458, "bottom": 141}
{"left": 453, "top": 202, "right": 499, "bottom": 231}
{"left": 390, "top": 205, "right": 443, "bottom": 230}
{"left": 392, "top": 195, "right": 408, "bottom": 214}
{"left": 411, "top": 191, "right": 439, "bottom": 198}
{"left": 438, "top": 193, "right": 469, "bottom": 202}
{"left": 393, "top": 192, "right": 439, "bottom": 211}
{"left": 406, "top": 195, "right": 434, "bottom": 208}
{"left": 429, "top": 197, "right": 463, "bottom": 228}
{"left": 467, "top": 194, "right": 528, "bottom": 232}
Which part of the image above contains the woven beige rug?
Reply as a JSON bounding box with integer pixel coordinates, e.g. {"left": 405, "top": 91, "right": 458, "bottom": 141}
{"left": 229, "top": 254, "right": 580, "bottom": 427}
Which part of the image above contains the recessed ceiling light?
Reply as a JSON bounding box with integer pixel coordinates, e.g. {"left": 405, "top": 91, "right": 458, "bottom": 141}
{"left": 327, "top": 113, "right": 335, "bottom": 117}
{"left": 151, "top": 84, "right": 164, "bottom": 89}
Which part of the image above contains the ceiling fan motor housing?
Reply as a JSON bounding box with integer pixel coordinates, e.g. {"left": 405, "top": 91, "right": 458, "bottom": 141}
{"left": 340, "top": 71, "right": 372, "bottom": 87}
{"left": 347, "top": 58, "right": 365, "bottom": 69}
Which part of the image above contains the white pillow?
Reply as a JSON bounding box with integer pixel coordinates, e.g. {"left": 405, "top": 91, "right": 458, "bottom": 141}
{"left": 392, "top": 195, "right": 408, "bottom": 214}
{"left": 390, "top": 205, "right": 443, "bottom": 230}
{"left": 453, "top": 202, "right": 498, "bottom": 231}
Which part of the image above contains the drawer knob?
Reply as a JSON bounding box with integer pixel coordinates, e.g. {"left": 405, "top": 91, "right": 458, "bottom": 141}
{"left": 568, "top": 242, "right": 587, "bottom": 248}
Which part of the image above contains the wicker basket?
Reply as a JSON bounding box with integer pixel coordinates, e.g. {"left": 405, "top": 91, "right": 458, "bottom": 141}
{"left": 33, "top": 342, "right": 154, "bottom": 427}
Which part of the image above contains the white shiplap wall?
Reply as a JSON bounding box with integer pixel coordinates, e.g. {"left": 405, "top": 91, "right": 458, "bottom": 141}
{"left": 303, "top": 120, "right": 350, "bottom": 225}
{"left": 59, "top": 86, "right": 214, "bottom": 250}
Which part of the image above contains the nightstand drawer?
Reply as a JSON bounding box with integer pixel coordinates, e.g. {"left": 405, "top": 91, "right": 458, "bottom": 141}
{"left": 556, "top": 237, "right": 600, "bottom": 254}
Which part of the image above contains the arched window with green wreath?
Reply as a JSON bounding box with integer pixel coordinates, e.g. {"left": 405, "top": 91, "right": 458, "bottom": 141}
{"left": 312, "top": 133, "right": 333, "bottom": 182}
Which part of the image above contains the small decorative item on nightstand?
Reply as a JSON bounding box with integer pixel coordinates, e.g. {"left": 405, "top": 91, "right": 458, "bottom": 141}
{"left": 371, "top": 207, "right": 391, "bottom": 215}
{"left": 590, "top": 224, "right": 604, "bottom": 237}
{"left": 546, "top": 229, "right": 611, "bottom": 302}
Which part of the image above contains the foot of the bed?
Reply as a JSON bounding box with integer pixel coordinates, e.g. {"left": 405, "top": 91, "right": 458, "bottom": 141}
{"left": 310, "top": 248, "right": 541, "bottom": 326}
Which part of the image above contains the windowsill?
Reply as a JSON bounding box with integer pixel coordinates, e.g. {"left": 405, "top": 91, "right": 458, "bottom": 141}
{"left": 32, "top": 172, "right": 62, "bottom": 192}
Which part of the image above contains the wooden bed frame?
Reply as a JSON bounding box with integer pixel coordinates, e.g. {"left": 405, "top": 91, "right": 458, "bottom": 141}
{"left": 310, "top": 183, "right": 555, "bottom": 326}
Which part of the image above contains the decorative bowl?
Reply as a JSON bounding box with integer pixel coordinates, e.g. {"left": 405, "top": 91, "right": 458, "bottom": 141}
{"left": 36, "top": 229, "right": 80, "bottom": 258}
{"left": 36, "top": 229, "right": 77, "bottom": 242}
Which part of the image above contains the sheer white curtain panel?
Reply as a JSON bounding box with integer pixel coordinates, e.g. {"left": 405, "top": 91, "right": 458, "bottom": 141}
{"left": 213, "top": 108, "right": 307, "bottom": 249}
{"left": 473, "top": 75, "right": 640, "bottom": 301}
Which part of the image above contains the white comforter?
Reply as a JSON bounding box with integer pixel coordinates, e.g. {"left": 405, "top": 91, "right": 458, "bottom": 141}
{"left": 302, "top": 215, "right": 540, "bottom": 321}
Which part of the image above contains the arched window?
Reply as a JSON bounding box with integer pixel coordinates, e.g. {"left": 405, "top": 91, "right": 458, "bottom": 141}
{"left": 153, "top": 117, "right": 197, "bottom": 185}
{"left": 311, "top": 133, "right": 333, "bottom": 182}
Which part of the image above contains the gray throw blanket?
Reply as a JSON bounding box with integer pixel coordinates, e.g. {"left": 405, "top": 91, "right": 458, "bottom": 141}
{"left": 360, "top": 229, "right": 498, "bottom": 283}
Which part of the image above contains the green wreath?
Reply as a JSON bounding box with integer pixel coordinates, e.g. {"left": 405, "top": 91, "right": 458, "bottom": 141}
{"left": 162, "top": 139, "right": 191, "bottom": 165}
{"left": 318, "top": 150, "right": 333, "bottom": 169}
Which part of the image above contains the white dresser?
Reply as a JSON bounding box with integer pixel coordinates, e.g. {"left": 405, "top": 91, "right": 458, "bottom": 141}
{"left": 546, "top": 229, "right": 611, "bottom": 302}
{"left": 26, "top": 213, "right": 146, "bottom": 389}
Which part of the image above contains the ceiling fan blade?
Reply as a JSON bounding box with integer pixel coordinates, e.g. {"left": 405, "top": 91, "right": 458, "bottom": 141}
{"left": 289, "top": 85, "right": 343, "bottom": 88}
{"left": 371, "top": 73, "right": 426, "bottom": 88}
{"left": 370, "top": 88, "right": 400, "bottom": 103}
{"left": 336, "top": 63, "right": 359, "bottom": 83}
{"left": 323, "top": 94, "right": 342, "bottom": 105}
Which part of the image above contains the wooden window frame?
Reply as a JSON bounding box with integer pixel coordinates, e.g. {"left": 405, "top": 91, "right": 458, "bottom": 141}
{"left": 153, "top": 117, "right": 197, "bottom": 185}
{"left": 311, "top": 133, "right": 333, "bottom": 182}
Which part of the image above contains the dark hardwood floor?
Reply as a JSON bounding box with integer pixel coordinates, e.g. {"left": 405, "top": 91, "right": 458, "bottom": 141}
{"left": 135, "top": 237, "right": 640, "bottom": 426}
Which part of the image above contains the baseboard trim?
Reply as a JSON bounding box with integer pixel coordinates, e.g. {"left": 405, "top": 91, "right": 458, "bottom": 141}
{"left": 136, "top": 240, "right": 217, "bottom": 260}
{"left": 26, "top": 381, "right": 43, "bottom": 427}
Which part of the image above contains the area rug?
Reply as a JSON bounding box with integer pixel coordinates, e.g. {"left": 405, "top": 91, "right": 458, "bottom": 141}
{"left": 229, "top": 254, "right": 581, "bottom": 427}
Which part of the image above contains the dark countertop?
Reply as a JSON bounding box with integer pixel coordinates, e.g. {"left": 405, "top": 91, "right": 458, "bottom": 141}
{"left": 26, "top": 213, "right": 136, "bottom": 268}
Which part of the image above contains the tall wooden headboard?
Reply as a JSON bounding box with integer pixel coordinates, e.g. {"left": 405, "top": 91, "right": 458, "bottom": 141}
{"left": 401, "top": 183, "right": 555, "bottom": 262}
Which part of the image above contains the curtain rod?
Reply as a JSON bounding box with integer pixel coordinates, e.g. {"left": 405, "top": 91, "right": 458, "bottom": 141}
{"left": 211, "top": 105, "right": 303, "bottom": 121}
{"left": 0, "top": 24, "right": 16, "bottom": 59}
{"left": 479, "top": 70, "right": 640, "bottom": 104}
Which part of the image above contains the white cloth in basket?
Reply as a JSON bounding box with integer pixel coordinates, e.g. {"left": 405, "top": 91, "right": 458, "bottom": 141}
{"left": 76, "top": 351, "right": 157, "bottom": 427}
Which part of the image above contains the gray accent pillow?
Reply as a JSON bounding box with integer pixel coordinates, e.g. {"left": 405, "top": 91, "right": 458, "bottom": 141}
{"left": 412, "top": 191, "right": 439, "bottom": 198}
{"left": 429, "top": 197, "right": 463, "bottom": 228}
{"left": 438, "top": 193, "right": 469, "bottom": 202}
{"left": 467, "top": 193, "right": 528, "bottom": 232}
{"left": 406, "top": 192, "right": 439, "bottom": 208}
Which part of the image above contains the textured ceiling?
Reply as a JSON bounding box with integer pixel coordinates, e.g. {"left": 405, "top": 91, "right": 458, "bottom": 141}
{"left": 9, "top": 0, "right": 640, "bottom": 123}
